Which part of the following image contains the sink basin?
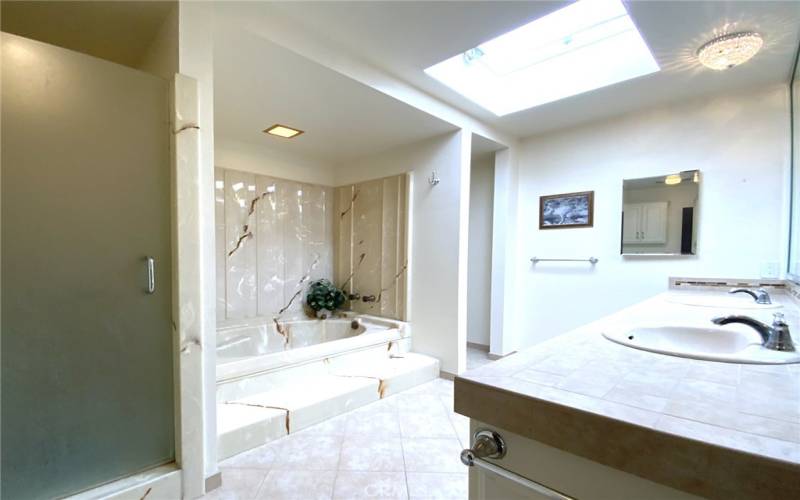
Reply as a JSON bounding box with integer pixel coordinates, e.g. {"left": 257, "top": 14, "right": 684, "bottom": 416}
{"left": 665, "top": 294, "right": 782, "bottom": 309}
{"left": 603, "top": 326, "right": 800, "bottom": 364}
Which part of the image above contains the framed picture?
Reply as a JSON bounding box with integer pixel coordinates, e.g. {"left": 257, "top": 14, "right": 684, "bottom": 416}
{"left": 539, "top": 191, "right": 594, "bottom": 229}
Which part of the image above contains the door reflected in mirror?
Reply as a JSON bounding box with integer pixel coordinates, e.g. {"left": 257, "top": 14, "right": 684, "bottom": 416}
{"left": 621, "top": 170, "right": 700, "bottom": 256}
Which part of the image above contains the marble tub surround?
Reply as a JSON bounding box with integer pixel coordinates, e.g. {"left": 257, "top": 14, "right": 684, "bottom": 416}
{"left": 455, "top": 290, "right": 800, "bottom": 500}
{"left": 215, "top": 167, "right": 335, "bottom": 321}
{"left": 335, "top": 174, "right": 409, "bottom": 320}
{"left": 216, "top": 318, "right": 439, "bottom": 460}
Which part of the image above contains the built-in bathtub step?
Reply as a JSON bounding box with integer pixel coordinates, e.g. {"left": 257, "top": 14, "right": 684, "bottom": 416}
{"left": 237, "top": 374, "right": 380, "bottom": 432}
{"left": 218, "top": 352, "right": 440, "bottom": 460}
{"left": 328, "top": 352, "right": 440, "bottom": 397}
{"left": 217, "top": 403, "right": 287, "bottom": 460}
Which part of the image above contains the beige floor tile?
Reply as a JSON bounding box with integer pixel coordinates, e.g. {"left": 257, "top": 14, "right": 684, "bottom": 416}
{"left": 345, "top": 411, "right": 402, "bottom": 437}
{"left": 406, "top": 472, "right": 468, "bottom": 500}
{"left": 400, "top": 411, "right": 457, "bottom": 439}
{"left": 255, "top": 470, "right": 335, "bottom": 500}
{"left": 219, "top": 445, "right": 278, "bottom": 470}
{"left": 203, "top": 468, "right": 268, "bottom": 500}
{"left": 339, "top": 436, "right": 405, "bottom": 472}
{"left": 333, "top": 471, "right": 408, "bottom": 499}
{"left": 267, "top": 434, "right": 343, "bottom": 470}
{"left": 402, "top": 438, "right": 464, "bottom": 473}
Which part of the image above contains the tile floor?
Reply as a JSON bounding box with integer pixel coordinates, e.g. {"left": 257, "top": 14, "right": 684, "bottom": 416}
{"left": 466, "top": 346, "right": 492, "bottom": 370}
{"left": 205, "top": 378, "right": 472, "bottom": 500}
{"left": 206, "top": 348, "right": 495, "bottom": 500}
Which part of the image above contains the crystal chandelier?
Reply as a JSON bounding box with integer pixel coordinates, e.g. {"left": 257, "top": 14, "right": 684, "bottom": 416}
{"left": 697, "top": 32, "right": 763, "bottom": 70}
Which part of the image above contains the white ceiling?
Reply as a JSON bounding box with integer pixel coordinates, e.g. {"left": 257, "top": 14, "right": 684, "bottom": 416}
{"left": 262, "top": 1, "right": 800, "bottom": 138}
{"left": 213, "top": 25, "right": 457, "bottom": 165}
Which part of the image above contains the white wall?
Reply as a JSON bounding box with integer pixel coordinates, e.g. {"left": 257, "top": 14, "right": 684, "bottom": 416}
{"left": 216, "top": 138, "right": 336, "bottom": 186}
{"left": 337, "top": 132, "right": 471, "bottom": 374}
{"left": 514, "top": 84, "right": 790, "bottom": 349}
{"left": 467, "top": 154, "right": 494, "bottom": 346}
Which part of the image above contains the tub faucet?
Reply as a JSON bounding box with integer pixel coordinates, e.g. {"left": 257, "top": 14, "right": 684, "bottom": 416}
{"left": 362, "top": 295, "right": 377, "bottom": 303}
{"left": 711, "top": 313, "right": 795, "bottom": 352}
{"left": 729, "top": 287, "right": 772, "bottom": 305}
{"left": 348, "top": 293, "right": 361, "bottom": 301}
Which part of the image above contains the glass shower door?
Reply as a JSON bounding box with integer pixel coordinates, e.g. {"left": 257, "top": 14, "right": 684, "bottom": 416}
{"left": 1, "top": 34, "right": 174, "bottom": 499}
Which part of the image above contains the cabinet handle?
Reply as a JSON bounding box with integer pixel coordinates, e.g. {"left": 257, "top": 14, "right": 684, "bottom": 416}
{"left": 461, "top": 429, "right": 574, "bottom": 500}
{"left": 460, "top": 430, "right": 506, "bottom": 465}
{"left": 145, "top": 256, "right": 155, "bottom": 294}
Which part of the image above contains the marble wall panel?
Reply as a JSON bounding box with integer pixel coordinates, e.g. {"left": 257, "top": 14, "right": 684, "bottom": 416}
{"left": 351, "top": 179, "right": 383, "bottom": 316}
{"left": 255, "top": 176, "right": 284, "bottom": 318}
{"left": 335, "top": 186, "right": 355, "bottom": 295}
{"left": 216, "top": 168, "right": 406, "bottom": 324}
{"left": 335, "top": 174, "right": 408, "bottom": 320}
{"left": 215, "top": 168, "right": 227, "bottom": 320}
{"left": 224, "top": 169, "right": 258, "bottom": 319}
{"left": 217, "top": 168, "right": 334, "bottom": 323}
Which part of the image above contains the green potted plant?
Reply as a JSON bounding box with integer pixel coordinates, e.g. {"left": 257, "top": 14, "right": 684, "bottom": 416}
{"left": 305, "top": 279, "right": 346, "bottom": 319}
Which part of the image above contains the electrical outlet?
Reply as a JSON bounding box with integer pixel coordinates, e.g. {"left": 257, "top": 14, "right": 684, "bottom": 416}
{"left": 760, "top": 262, "right": 780, "bottom": 279}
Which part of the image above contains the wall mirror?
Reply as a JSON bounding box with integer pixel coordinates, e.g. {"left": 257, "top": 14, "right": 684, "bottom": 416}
{"left": 621, "top": 170, "right": 700, "bottom": 256}
{"left": 788, "top": 41, "right": 800, "bottom": 280}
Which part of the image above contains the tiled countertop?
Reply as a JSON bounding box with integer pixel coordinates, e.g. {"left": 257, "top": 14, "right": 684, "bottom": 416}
{"left": 454, "top": 291, "right": 800, "bottom": 499}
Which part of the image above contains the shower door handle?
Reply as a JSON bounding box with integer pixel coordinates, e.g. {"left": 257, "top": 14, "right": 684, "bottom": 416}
{"left": 145, "top": 256, "right": 155, "bottom": 294}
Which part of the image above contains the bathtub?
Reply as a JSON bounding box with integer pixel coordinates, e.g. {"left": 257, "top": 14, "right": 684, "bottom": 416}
{"left": 216, "top": 314, "right": 410, "bottom": 387}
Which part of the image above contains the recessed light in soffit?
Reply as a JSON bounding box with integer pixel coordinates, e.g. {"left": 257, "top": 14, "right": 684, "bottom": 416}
{"left": 263, "top": 124, "right": 304, "bottom": 138}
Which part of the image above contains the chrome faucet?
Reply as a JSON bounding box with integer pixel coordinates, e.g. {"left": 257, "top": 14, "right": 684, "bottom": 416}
{"left": 729, "top": 287, "right": 772, "bottom": 305}
{"left": 712, "top": 312, "right": 795, "bottom": 352}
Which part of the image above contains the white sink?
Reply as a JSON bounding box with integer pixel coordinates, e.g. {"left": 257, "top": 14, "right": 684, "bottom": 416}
{"left": 665, "top": 294, "right": 783, "bottom": 309}
{"left": 603, "top": 326, "right": 800, "bottom": 364}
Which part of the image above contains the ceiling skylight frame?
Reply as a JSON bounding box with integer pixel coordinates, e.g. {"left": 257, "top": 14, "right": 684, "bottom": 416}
{"left": 424, "top": 0, "right": 660, "bottom": 116}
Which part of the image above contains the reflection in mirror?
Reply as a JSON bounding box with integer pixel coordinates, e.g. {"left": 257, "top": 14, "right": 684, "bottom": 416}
{"left": 621, "top": 170, "right": 700, "bottom": 256}
{"left": 788, "top": 41, "right": 800, "bottom": 280}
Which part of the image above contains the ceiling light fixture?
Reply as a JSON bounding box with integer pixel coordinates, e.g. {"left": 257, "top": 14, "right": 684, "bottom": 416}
{"left": 696, "top": 32, "right": 763, "bottom": 71}
{"left": 264, "top": 124, "right": 304, "bottom": 138}
{"left": 665, "top": 174, "right": 682, "bottom": 185}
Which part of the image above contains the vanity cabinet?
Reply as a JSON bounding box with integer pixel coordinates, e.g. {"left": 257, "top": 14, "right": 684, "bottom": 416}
{"left": 622, "top": 202, "right": 668, "bottom": 244}
{"left": 467, "top": 421, "right": 699, "bottom": 500}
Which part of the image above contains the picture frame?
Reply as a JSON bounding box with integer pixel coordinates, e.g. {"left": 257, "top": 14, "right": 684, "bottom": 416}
{"left": 539, "top": 191, "right": 594, "bottom": 229}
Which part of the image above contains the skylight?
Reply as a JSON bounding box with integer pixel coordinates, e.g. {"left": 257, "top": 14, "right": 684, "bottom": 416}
{"left": 424, "top": 0, "right": 659, "bottom": 116}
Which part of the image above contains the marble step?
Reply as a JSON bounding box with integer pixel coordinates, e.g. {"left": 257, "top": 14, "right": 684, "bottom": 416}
{"left": 217, "top": 402, "right": 287, "bottom": 461}
{"left": 327, "top": 352, "right": 441, "bottom": 397}
{"left": 217, "top": 352, "right": 440, "bottom": 460}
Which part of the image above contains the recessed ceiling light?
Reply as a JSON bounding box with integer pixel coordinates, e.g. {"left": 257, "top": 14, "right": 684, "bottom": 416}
{"left": 424, "top": 0, "right": 659, "bottom": 116}
{"left": 696, "top": 32, "right": 763, "bottom": 71}
{"left": 263, "top": 124, "right": 304, "bottom": 138}
{"left": 665, "top": 174, "right": 682, "bottom": 185}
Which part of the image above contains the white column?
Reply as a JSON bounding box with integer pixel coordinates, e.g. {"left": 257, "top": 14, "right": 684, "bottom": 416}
{"left": 490, "top": 146, "right": 520, "bottom": 357}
